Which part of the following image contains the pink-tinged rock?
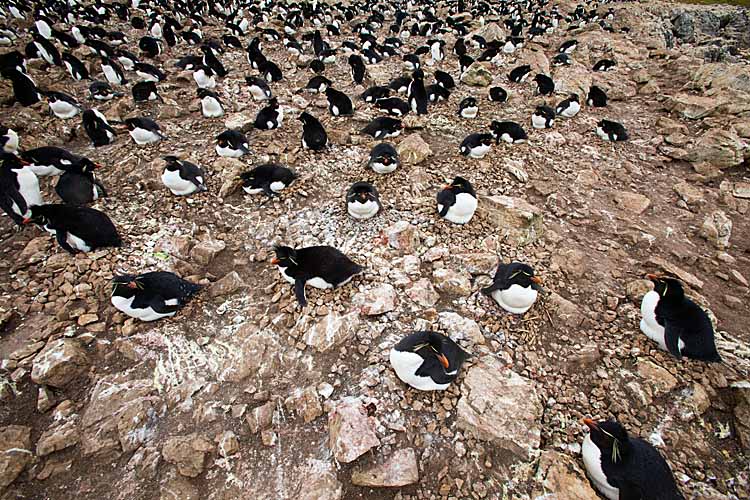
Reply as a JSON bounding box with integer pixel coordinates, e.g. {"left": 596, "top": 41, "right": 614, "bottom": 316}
{"left": 384, "top": 221, "right": 420, "bottom": 254}
{"left": 302, "top": 311, "right": 361, "bottom": 352}
{"left": 31, "top": 338, "right": 89, "bottom": 388}
{"left": 0, "top": 425, "right": 32, "bottom": 494}
{"left": 162, "top": 434, "right": 213, "bottom": 478}
{"left": 351, "top": 448, "right": 419, "bottom": 487}
{"left": 293, "top": 459, "right": 343, "bottom": 500}
{"left": 353, "top": 284, "right": 397, "bottom": 316}
{"left": 406, "top": 278, "right": 439, "bottom": 307}
{"left": 535, "top": 451, "right": 599, "bottom": 500}
{"left": 328, "top": 398, "right": 380, "bottom": 463}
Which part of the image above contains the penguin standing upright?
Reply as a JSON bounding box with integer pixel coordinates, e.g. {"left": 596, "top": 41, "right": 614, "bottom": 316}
{"left": 481, "top": 262, "right": 542, "bottom": 314}
{"left": 201, "top": 44, "right": 227, "bottom": 77}
{"left": 24, "top": 204, "right": 121, "bottom": 253}
{"left": 346, "top": 181, "right": 381, "bottom": 220}
{"left": 193, "top": 65, "right": 216, "bottom": 89}
{"left": 588, "top": 86, "right": 608, "bottom": 107}
{"left": 348, "top": 54, "right": 366, "bottom": 84}
{"left": 82, "top": 109, "right": 116, "bottom": 147}
{"left": 533, "top": 74, "right": 555, "bottom": 95}
{"left": 436, "top": 176, "right": 477, "bottom": 224}
{"left": 111, "top": 272, "right": 202, "bottom": 321}
{"left": 101, "top": 57, "right": 127, "bottom": 85}
{"left": 0, "top": 153, "right": 42, "bottom": 224}
{"left": 407, "top": 70, "right": 428, "bottom": 115}
{"left": 640, "top": 274, "right": 721, "bottom": 362}
{"left": 5, "top": 69, "right": 41, "bottom": 106}
{"left": 581, "top": 418, "right": 685, "bottom": 500}
{"left": 389, "top": 331, "right": 469, "bottom": 391}
{"left": 298, "top": 112, "right": 328, "bottom": 151}
{"left": 161, "top": 156, "right": 207, "bottom": 196}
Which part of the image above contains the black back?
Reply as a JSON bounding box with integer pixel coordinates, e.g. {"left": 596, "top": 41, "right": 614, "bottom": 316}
{"left": 481, "top": 262, "right": 540, "bottom": 294}
{"left": 274, "top": 245, "right": 363, "bottom": 285}
{"left": 27, "top": 204, "right": 121, "bottom": 250}
{"left": 393, "top": 331, "right": 469, "bottom": 384}
{"left": 588, "top": 85, "right": 608, "bottom": 107}
{"left": 299, "top": 112, "right": 328, "bottom": 150}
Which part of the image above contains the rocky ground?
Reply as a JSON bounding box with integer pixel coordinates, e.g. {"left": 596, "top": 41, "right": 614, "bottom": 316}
{"left": 1, "top": 1, "right": 750, "bottom": 499}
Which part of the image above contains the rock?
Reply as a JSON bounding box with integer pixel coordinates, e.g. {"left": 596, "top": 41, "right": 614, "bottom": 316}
{"left": 432, "top": 268, "right": 472, "bottom": 296}
{"left": 731, "top": 381, "right": 750, "bottom": 450}
{"left": 293, "top": 459, "right": 343, "bottom": 500}
{"left": 190, "top": 239, "right": 226, "bottom": 266}
{"left": 302, "top": 311, "right": 361, "bottom": 352}
{"left": 666, "top": 94, "right": 721, "bottom": 120}
{"left": 637, "top": 360, "right": 677, "bottom": 395}
{"left": 328, "top": 398, "right": 380, "bottom": 463}
{"left": 438, "top": 312, "right": 484, "bottom": 345}
{"left": 553, "top": 61, "right": 592, "bottom": 99}
{"left": 218, "top": 326, "right": 282, "bottom": 382}
{"left": 679, "top": 383, "right": 711, "bottom": 421}
{"left": 37, "top": 386, "right": 55, "bottom": 413}
{"left": 80, "top": 375, "right": 162, "bottom": 456}
{"left": 673, "top": 181, "right": 704, "bottom": 206}
{"left": 353, "top": 284, "right": 397, "bottom": 316}
{"left": 162, "top": 434, "right": 213, "bottom": 478}
{"left": 700, "top": 210, "right": 732, "bottom": 249}
{"left": 477, "top": 195, "right": 544, "bottom": 246}
{"left": 351, "top": 448, "right": 419, "bottom": 487}
{"left": 0, "top": 425, "right": 32, "bottom": 494}
{"left": 534, "top": 450, "right": 599, "bottom": 500}
{"left": 681, "top": 128, "right": 746, "bottom": 169}
{"left": 217, "top": 431, "right": 239, "bottom": 457}
{"left": 594, "top": 73, "right": 637, "bottom": 101}
{"left": 648, "top": 256, "right": 704, "bottom": 289}
{"left": 160, "top": 475, "right": 200, "bottom": 500}
{"left": 461, "top": 62, "right": 493, "bottom": 87}
{"left": 36, "top": 420, "right": 79, "bottom": 456}
{"left": 547, "top": 292, "right": 583, "bottom": 328}
{"left": 384, "top": 221, "right": 420, "bottom": 254}
{"left": 564, "top": 343, "right": 601, "bottom": 373}
{"left": 656, "top": 117, "right": 688, "bottom": 136}
{"left": 223, "top": 112, "right": 254, "bottom": 132}
{"left": 626, "top": 279, "right": 653, "bottom": 303}
{"left": 405, "top": 278, "right": 440, "bottom": 307}
{"left": 208, "top": 271, "right": 245, "bottom": 298}
{"left": 614, "top": 191, "right": 651, "bottom": 214}
{"left": 730, "top": 269, "right": 748, "bottom": 287}
{"left": 397, "top": 133, "right": 432, "bottom": 165}
{"left": 519, "top": 46, "right": 550, "bottom": 75}
{"left": 246, "top": 401, "right": 275, "bottom": 434}
{"left": 284, "top": 386, "right": 323, "bottom": 423}
{"left": 471, "top": 22, "right": 504, "bottom": 42}
{"left": 451, "top": 253, "right": 497, "bottom": 275}
{"left": 216, "top": 157, "right": 247, "bottom": 198}
{"left": 456, "top": 356, "right": 542, "bottom": 460}
{"left": 31, "top": 338, "right": 89, "bottom": 388}
{"left": 733, "top": 182, "right": 750, "bottom": 199}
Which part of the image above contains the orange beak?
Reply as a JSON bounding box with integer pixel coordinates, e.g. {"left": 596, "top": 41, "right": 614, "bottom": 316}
{"left": 582, "top": 418, "right": 598, "bottom": 430}
{"left": 646, "top": 273, "right": 660, "bottom": 280}
{"left": 22, "top": 217, "right": 31, "bottom": 224}
{"left": 127, "top": 282, "right": 138, "bottom": 289}
{"left": 436, "top": 353, "right": 449, "bottom": 369}
{"left": 442, "top": 184, "right": 451, "bottom": 190}
{"left": 531, "top": 276, "right": 542, "bottom": 284}
{"left": 271, "top": 258, "right": 280, "bottom": 265}
{"left": 94, "top": 163, "right": 104, "bottom": 169}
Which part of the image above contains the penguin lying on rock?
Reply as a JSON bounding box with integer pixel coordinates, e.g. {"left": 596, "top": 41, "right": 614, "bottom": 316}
{"left": 390, "top": 331, "right": 469, "bottom": 391}
{"left": 111, "top": 271, "right": 202, "bottom": 322}
{"left": 482, "top": 262, "right": 542, "bottom": 314}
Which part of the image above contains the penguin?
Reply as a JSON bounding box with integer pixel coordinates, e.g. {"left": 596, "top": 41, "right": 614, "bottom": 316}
{"left": 376, "top": 98, "right": 409, "bottom": 117}
{"left": 0, "top": 153, "right": 41, "bottom": 225}
{"left": 437, "top": 176, "right": 478, "bottom": 225}
{"left": 5, "top": 69, "right": 41, "bottom": 106}
{"left": 533, "top": 74, "right": 555, "bottom": 95}
{"left": 402, "top": 53, "right": 420, "bottom": 71}
{"left": 325, "top": 88, "right": 353, "bottom": 117}
{"left": 489, "top": 86, "right": 508, "bottom": 103}
{"left": 0, "top": 50, "right": 26, "bottom": 74}
{"left": 23, "top": 204, "right": 120, "bottom": 254}
{"left": 509, "top": 64, "right": 532, "bottom": 83}
{"left": 490, "top": 121, "right": 528, "bottom": 144}
{"left": 593, "top": 59, "right": 616, "bottom": 72}
{"left": 199, "top": 88, "right": 224, "bottom": 118}
{"left": 240, "top": 164, "right": 297, "bottom": 197}
{"left": 555, "top": 94, "right": 580, "bottom": 118}
{"left": 587, "top": 85, "right": 608, "bottom": 107}
{"left": 45, "top": 90, "right": 81, "bottom": 119}
{"left": 101, "top": 57, "right": 127, "bottom": 85}
{"left": 361, "top": 85, "right": 390, "bottom": 103}
{"left": 346, "top": 181, "right": 381, "bottom": 220}
{"left": 245, "top": 76, "right": 272, "bottom": 101}
{"left": 407, "top": 70, "right": 428, "bottom": 115}
{"left": 201, "top": 44, "right": 227, "bottom": 77}
{"left": 426, "top": 84, "right": 449, "bottom": 103}
{"left": 82, "top": 109, "right": 116, "bottom": 147}
{"left": 298, "top": 112, "right": 328, "bottom": 151}
{"left": 132, "top": 81, "right": 163, "bottom": 103}
{"left": 125, "top": 117, "right": 166, "bottom": 145}
{"left": 271, "top": 244, "right": 363, "bottom": 307}
{"left": 559, "top": 39, "right": 577, "bottom": 53}
{"left": 361, "top": 117, "right": 402, "bottom": 139}
{"left": 134, "top": 62, "right": 166, "bottom": 82}
{"left": 175, "top": 55, "right": 202, "bottom": 71}
{"left": 459, "top": 54, "right": 474, "bottom": 75}
{"left": 552, "top": 53, "right": 571, "bottom": 66}
{"left": 640, "top": 274, "right": 721, "bottom": 362}
{"left": 253, "top": 97, "right": 283, "bottom": 130}
{"left": 89, "top": 81, "right": 122, "bottom": 101}
{"left": 582, "top": 418, "right": 685, "bottom": 500}
{"left": 161, "top": 156, "right": 207, "bottom": 196}
{"left": 35, "top": 16, "right": 54, "bottom": 40}
{"left": 1, "top": 126, "right": 19, "bottom": 153}
{"left": 531, "top": 105, "right": 555, "bottom": 129}
{"left": 389, "top": 76, "right": 411, "bottom": 94}
{"left": 481, "top": 262, "right": 542, "bottom": 314}
{"left": 429, "top": 39, "right": 445, "bottom": 62}
{"left": 223, "top": 34, "right": 242, "bottom": 49}
{"left": 459, "top": 133, "right": 493, "bottom": 159}
{"left": 303, "top": 75, "right": 331, "bottom": 94}
{"left": 368, "top": 143, "right": 400, "bottom": 174}
{"left": 596, "top": 119, "right": 628, "bottom": 142}
{"left": 389, "top": 331, "right": 469, "bottom": 391}
{"left": 258, "top": 59, "right": 283, "bottom": 82}
{"left": 348, "top": 54, "right": 366, "bottom": 84}
{"left": 139, "top": 36, "right": 162, "bottom": 58}
{"left": 32, "top": 34, "right": 61, "bottom": 66}
{"left": 309, "top": 59, "right": 325, "bottom": 74}
{"left": 22, "top": 146, "right": 82, "bottom": 177}
{"left": 116, "top": 49, "right": 138, "bottom": 71}
{"left": 55, "top": 166, "right": 107, "bottom": 205}
{"left": 458, "top": 97, "right": 478, "bottom": 119}
{"left": 503, "top": 36, "right": 524, "bottom": 53}
{"left": 62, "top": 52, "right": 89, "bottom": 80}
{"left": 434, "top": 70, "right": 455, "bottom": 90}
{"left": 193, "top": 65, "right": 216, "bottom": 89}
{"left": 87, "top": 39, "right": 116, "bottom": 60}
{"left": 216, "top": 130, "right": 250, "bottom": 157}
{"left": 110, "top": 272, "right": 202, "bottom": 322}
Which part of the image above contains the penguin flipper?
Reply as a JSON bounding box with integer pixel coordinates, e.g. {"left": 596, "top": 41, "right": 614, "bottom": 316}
{"left": 262, "top": 183, "right": 275, "bottom": 197}
{"left": 617, "top": 482, "right": 643, "bottom": 500}
{"left": 293, "top": 279, "right": 307, "bottom": 307}
{"left": 94, "top": 179, "right": 108, "bottom": 198}
{"left": 0, "top": 195, "right": 25, "bottom": 225}
{"left": 55, "top": 230, "right": 78, "bottom": 254}
{"left": 481, "top": 281, "right": 501, "bottom": 295}
{"left": 664, "top": 324, "right": 683, "bottom": 359}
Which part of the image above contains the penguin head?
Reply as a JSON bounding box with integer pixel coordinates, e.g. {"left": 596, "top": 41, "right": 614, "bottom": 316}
{"left": 271, "top": 245, "right": 299, "bottom": 268}
{"left": 111, "top": 274, "right": 142, "bottom": 296}
{"left": 347, "top": 181, "right": 377, "bottom": 203}
{"left": 412, "top": 68, "right": 425, "bottom": 80}
{"left": 0, "top": 152, "right": 29, "bottom": 170}
{"left": 461, "top": 97, "right": 477, "bottom": 107}
{"left": 583, "top": 418, "right": 630, "bottom": 464}
{"left": 297, "top": 111, "right": 312, "bottom": 123}
{"left": 163, "top": 155, "right": 180, "bottom": 170}
{"left": 504, "top": 262, "right": 542, "bottom": 289}
{"left": 23, "top": 204, "right": 54, "bottom": 226}
{"left": 646, "top": 274, "right": 684, "bottom": 302}
{"left": 568, "top": 93, "right": 579, "bottom": 102}
{"left": 74, "top": 158, "right": 102, "bottom": 174}
{"left": 444, "top": 176, "right": 473, "bottom": 194}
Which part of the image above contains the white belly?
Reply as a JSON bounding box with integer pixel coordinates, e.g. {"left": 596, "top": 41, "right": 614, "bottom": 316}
{"left": 243, "top": 186, "right": 263, "bottom": 195}
{"left": 162, "top": 169, "right": 198, "bottom": 196}
{"left": 202, "top": 97, "right": 223, "bottom": 117}
{"left": 461, "top": 107, "right": 478, "bottom": 118}
{"left": 348, "top": 200, "right": 379, "bottom": 219}
{"left": 582, "top": 435, "right": 619, "bottom": 500}
{"left": 371, "top": 161, "right": 397, "bottom": 174}
{"left": 389, "top": 349, "right": 449, "bottom": 391}
{"left": 194, "top": 74, "right": 216, "bottom": 89}
{"left": 443, "top": 192, "right": 477, "bottom": 224}
{"left": 559, "top": 102, "right": 580, "bottom": 118}
{"left": 491, "top": 284, "right": 538, "bottom": 314}
{"left": 270, "top": 181, "right": 286, "bottom": 192}
{"left": 29, "top": 164, "right": 62, "bottom": 177}
{"left": 307, "top": 277, "right": 334, "bottom": 289}
{"left": 111, "top": 295, "right": 175, "bottom": 322}
{"left": 532, "top": 114, "right": 551, "bottom": 129}
{"left": 216, "top": 145, "right": 242, "bottom": 157}
{"left": 130, "top": 128, "right": 161, "bottom": 144}
{"left": 640, "top": 290, "right": 684, "bottom": 353}
{"left": 467, "top": 144, "right": 490, "bottom": 159}
{"left": 3, "top": 131, "right": 18, "bottom": 152}
{"left": 596, "top": 127, "right": 610, "bottom": 141}
{"left": 66, "top": 232, "right": 92, "bottom": 252}
{"left": 16, "top": 168, "right": 42, "bottom": 213}
{"left": 249, "top": 87, "right": 269, "bottom": 100}
{"left": 102, "top": 66, "right": 121, "bottom": 84}
{"left": 278, "top": 267, "right": 296, "bottom": 285}
{"left": 50, "top": 101, "right": 79, "bottom": 119}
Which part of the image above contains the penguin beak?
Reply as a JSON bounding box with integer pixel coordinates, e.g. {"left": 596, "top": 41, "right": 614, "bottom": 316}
{"left": 127, "top": 282, "right": 138, "bottom": 289}
{"left": 582, "top": 418, "right": 598, "bottom": 431}
{"left": 645, "top": 273, "right": 660, "bottom": 281}
{"left": 22, "top": 217, "right": 31, "bottom": 224}
{"left": 436, "top": 353, "right": 449, "bottom": 369}
{"left": 18, "top": 158, "right": 30, "bottom": 166}
{"left": 271, "top": 258, "right": 280, "bottom": 265}
{"left": 442, "top": 184, "right": 451, "bottom": 190}
{"left": 94, "top": 163, "right": 103, "bottom": 169}
{"left": 531, "top": 276, "right": 542, "bottom": 284}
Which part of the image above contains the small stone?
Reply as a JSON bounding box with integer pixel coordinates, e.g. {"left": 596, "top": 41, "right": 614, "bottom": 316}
{"left": 353, "top": 284, "right": 397, "bottom": 316}
{"left": 208, "top": 271, "right": 245, "bottom": 297}
{"left": 730, "top": 269, "right": 748, "bottom": 287}
{"left": 733, "top": 182, "right": 750, "bottom": 199}
{"left": 406, "top": 278, "right": 440, "bottom": 307}
{"left": 432, "top": 268, "right": 472, "bottom": 296}
{"left": 700, "top": 211, "right": 732, "bottom": 249}
{"left": 246, "top": 401, "right": 275, "bottom": 434}
{"left": 284, "top": 386, "right": 323, "bottom": 423}
{"left": 351, "top": 448, "right": 419, "bottom": 487}
{"left": 31, "top": 338, "right": 89, "bottom": 388}
{"left": 328, "top": 398, "right": 380, "bottom": 463}
{"left": 162, "top": 434, "right": 213, "bottom": 478}
{"left": 0, "top": 425, "right": 32, "bottom": 494}
{"left": 190, "top": 239, "right": 226, "bottom": 266}
{"left": 384, "top": 221, "right": 420, "bottom": 254}
{"left": 673, "top": 181, "right": 703, "bottom": 206}
{"left": 637, "top": 360, "right": 677, "bottom": 394}
{"left": 77, "top": 313, "right": 98, "bottom": 326}
{"left": 614, "top": 191, "right": 651, "bottom": 214}
{"left": 217, "top": 431, "right": 239, "bottom": 457}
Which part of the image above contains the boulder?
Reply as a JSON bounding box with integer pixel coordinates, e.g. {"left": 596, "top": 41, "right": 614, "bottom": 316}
{"left": 648, "top": 256, "right": 704, "bottom": 289}
{"left": 208, "top": 271, "right": 245, "bottom": 298}
{"left": 666, "top": 93, "right": 721, "bottom": 120}
{"left": 31, "top": 338, "right": 89, "bottom": 388}
{"left": 432, "top": 268, "right": 472, "bottom": 296}
{"left": 218, "top": 326, "right": 282, "bottom": 381}
{"left": 353, "top": 284, "right": 397, "bottom": 316}
{"left": 284, "top": 386, "right": 323, "bottom": 423}
{"left": 0, "top": 425, "right": 32, "bottom": 494}
{"left": 733, "top": 182, "right": 750, "bottom": 199}
{"left": 405, "top": 278, "right": 440, "bottom": 307}
{"left": 160, "top": 475, "right": 200, "bottom": 500}
{"left": 36, "top": 420, "right": 79, "bottom": 456}
{"left": 700, "top": 210, "right": 732, "bottom": 249}
{"left": 217, "top": 431, "right": 239, "bottom": 457}
{"left": 293, "top": 459, "right": 343, "bottom": 500}
{"left": 216, "top": 157, "right": 247, "bottom": 198}
{"left": 224, "top": 112, "right": 254, "bottom": 133}
{"left": 553, "top": 61, "right": 592, "bottom": 100}
{"left": 351, "top": 448, "right": 419, "bottom": 487}
{"left": 328, "top": 398, "right": 380, "bottom": 463}
{"left": 162, "top": 434, "right": 213, "bottom": 478}
{"left": 397, "top": 134, "right": 432, "bottom": 165}
{"left": 681, "top": 128, "right": 746, "bottom": 169}
{"left": 673, "top": 181, "right": 704, "bottom": 206}
{"left": 461, "top": 62, "right": 493, "bottom": 87}
{"left": 246, "top": 401, "right": 275, "bottom": 434}
{"left": 456, "top": 356, "right": 542, "bottom": 459}
{"left": 438, "top": 312, "right": 484, "bottom": 345}
{"left": 534, "top": 450, "right": 599, "bottom": 500}
{"left": 476, "top": 195, "right": 544, "bottom": 246}
{"left": 613, "top": 191, "right": 651, "bottom": 215}
{"left": 190, "top": 239, "right": 226, "bottom": 266}
{"left": 547, "top": 292, "right": 583, "bottom": 329}
{"left": 302, "top": 311, "right": 361, "bottom": 352}
{"left": 637, "top": 360, "right": 677, "bottom": 395}
{"left": 384, "top": 221, "right": 420, "bottom": 254}
{"left": 731, "top": 381, "right": 750, "bottom": 451}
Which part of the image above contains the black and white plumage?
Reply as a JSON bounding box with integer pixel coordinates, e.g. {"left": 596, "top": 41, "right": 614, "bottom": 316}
{"left": 110, "top": 272, "right": 202, "bottom": 322}
{"left": 582, "top": 418, "right": 685, "bottom": 500}
{"left": 588, "top": 85, "right": 608, "bottom": 107}
{"left": 481, "top": 262, "right": 542, "bottom": 314}
{"left": 640, "top": 274, "right": 721, "bottom": 362}
{"left": 368, "top": 143, "right": 400, "bottom": 174}
{"left": 531, "top": 105, "right": 555, "bottom": 129}
{"left": 22, "top": 146, "right": 82, "bottom": 177}
{"left": 161, "top": 156, "right": 207, "bottom": 196}
{"left": 240, "top": 164, "right": 297, "bottom": 197}
{"left": 459, "top": 133, "right": 493, "bottom": 159}
{"left": 132, "top": 81, "right": 162, "bottom": 103}
{"left": 201, "top": 44, "right": 227, "bottom": 77}
{"left": 458, "top": 97, "right": 478, "bottom": 119}
{"left": 436, "top": 176, "right": 477, "bottom": 225}
{"left": 245, "top": 76, "right": 272, "bottom": 101}
{"left": 89, "top": 81, "right": 121, "bottom": 101}
{"left": 254, "top": 97, "right": 284, "bottom": 130}
{"left": 407, "top": 70, "right": 428, "bottom": 115}
{"left": 62, "top": 52, "right": 89, "bottom": 80}
{"left": 596, "top": 119, "right": 628, "bottom": 141}
{"left": 216, "top": 130, "right": 250, "bottom": 157}
{"left": 434, "top": 70, "right": 455, "bottom": 90}
{"left": 32, "top": 35, "right": 61, "bottom": 66}
{"left": 426, "top": 84, "right": 449, "bottom": 103}
{"left": 593, "top": 59, "right": 617, "bottom": 72}
{"left": 100, "top": 57, "right": 127, "bottom": 85}
{"left": 361, "top": 85, "right": 390, "bottom": 103}
{"left": 55, "top": 168, "right": 107, "bottom": 206}
{"left": 559, "top": 39, "right": 578, "bottom": 54}
{"left": 361, "top": 116, "right": 402, "bottom": 139}
{"left": 490, "top": 121, "right": 528, "bottom": 144}
{"left": 125, "top": 117, "right": 165, "bottom": 145}
{"left": 193, "top": 65, "right": 216, "bottom": 89}
{"left": 325, "top": 88, "right": 353, "bottom": 117}
{"left": 1, "top": 126, "right": 19, "bottom": 153}
{"left": 45, "top": 90, "right": 81, "bottom": 119}
{"left": 116, "top": 49, "right": 139, "bottom": 71}
{"left": 489, "top": 86, "right": 508, "bottom": 103}
{"left": 5, "top": 69, "right": 41, "bottom": 106}
{"left": 298, "top": 112, "right": 328, "bottom": 151}
{"left": 198, "top": 88, "right": 224, "bottom": 118}
{"left": 304, "top": 75, "right": 331, "bottom": 94}
{"left": 134, "top": 62, "right": 166, "bottom": 82}
{"left": 389, "top": 331, "right": 469, "bottom": 391}
{"left": 139, "top": 36, "right": 162, "bottom": 58}
{"left": 24, "top": 204, "right": 121, "bottom": 254}
{"left": 376, "top": 97, "right": 409, "bottom": 117}
{"left": 271, "top": 245, "right": 363, "bottom": 307}
{"left": 0, "top": 153, "right": 42, "bottom": 225}
{"left": 82, "top": 109, "right": 116, "bottom": 147}
{"left": 389, "top": 76, "right": 411, "bottom": 94}
{"left": 552, "top": 53, "right": 571, "bottom": 66}
{"left": 555, "top": 94, "right": 581, "bottom": 118}
{"left": 533, "top": 74, "right": 555, "bottom": 95}
{"left": 346, "top": 181, "right": 381, "bottom": 220}
{"left": 508, "top": 64, "right": 532, "bottom": 83}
